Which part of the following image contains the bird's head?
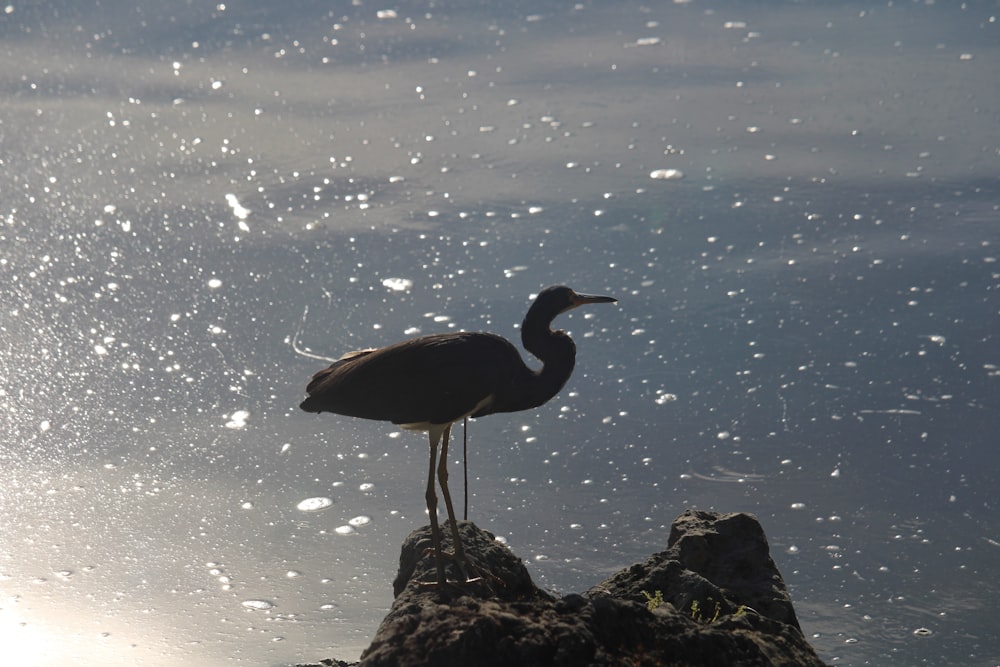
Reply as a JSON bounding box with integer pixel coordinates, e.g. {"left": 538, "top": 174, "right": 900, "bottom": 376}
{"left": 531, "top": 285, "right": 618, "bottom": 320}
{"left": 520, "top": 285, "right": 617, "bottom": 355}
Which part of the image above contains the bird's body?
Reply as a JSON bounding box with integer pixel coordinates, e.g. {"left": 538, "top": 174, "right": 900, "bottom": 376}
{"left": 303, "top": 332, "right": 567, "bottom": 426}
{"left": 300, "top": 285, "right": 616, "bottom": 585}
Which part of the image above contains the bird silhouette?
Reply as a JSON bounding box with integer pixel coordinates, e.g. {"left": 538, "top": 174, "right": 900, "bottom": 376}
{"left": 300, "top": 285, "right": 617, "bottom": 585}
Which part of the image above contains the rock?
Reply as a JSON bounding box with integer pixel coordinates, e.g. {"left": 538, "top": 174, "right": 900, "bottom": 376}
{"left": 298, "top": 510, "right": 827, "bottom": 667}
{"left": 590, "top": 510, "right": 804, "bottom": 630}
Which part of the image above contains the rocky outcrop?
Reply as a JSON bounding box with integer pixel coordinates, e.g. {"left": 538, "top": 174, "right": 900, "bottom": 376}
{"left": 300, "top": 510, "right": 826, "bottom": 667}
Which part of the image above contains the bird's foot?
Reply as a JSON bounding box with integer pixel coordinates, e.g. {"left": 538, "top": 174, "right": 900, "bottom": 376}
{"left": 417, "top": 547, "right": 482, "bottom": 587}
{"left": 414, "top": 575, "right": 483, "bottom": 588}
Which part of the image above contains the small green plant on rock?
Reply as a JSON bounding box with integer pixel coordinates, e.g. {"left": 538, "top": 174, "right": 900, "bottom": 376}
{"left": 689, "top": 597, "right": 721, "bottom": 623}
{"left": 642, "top": 589, "right": 664, "bottom": 612}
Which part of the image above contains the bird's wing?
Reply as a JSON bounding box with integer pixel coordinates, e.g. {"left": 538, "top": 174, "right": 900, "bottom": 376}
{"left": 304, "top": 348, "right": 376, "bottom": 394}
{"left": 301, "top": 333, "right": 523, "bottom": 425}
{"left": 338, "top": 348, "right": 377, "bottom": 362}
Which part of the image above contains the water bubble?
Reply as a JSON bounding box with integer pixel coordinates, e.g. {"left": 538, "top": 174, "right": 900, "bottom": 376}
{"left": 241, "top": 599, "right": 275, "bottom": 611}
{"left": 296, "top": 497, "right": 334, "bottom": 512}
{"left": 348, "top": 515, "right": 371, "bottom": 527}
{"left": 912, "top": 627, "right": 932, "bottom": 637}
{"left": 334, "top": 525, "right": 355, "bottom": 535}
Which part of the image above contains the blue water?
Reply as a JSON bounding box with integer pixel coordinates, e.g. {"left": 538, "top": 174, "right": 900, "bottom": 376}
{"left": 2, "top": 1, "right": 998, "bottom": 665}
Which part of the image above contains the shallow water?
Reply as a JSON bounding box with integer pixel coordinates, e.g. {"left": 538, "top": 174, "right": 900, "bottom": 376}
{"left": 2, "top": 1, "right": 998, "bottom": 665}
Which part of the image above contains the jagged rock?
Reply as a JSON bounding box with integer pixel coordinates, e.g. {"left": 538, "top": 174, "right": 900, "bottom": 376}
{"left": 299, "top": 510, "right": 826, "bottom": 667}
{"left": 589, "top": 510, "right": 804, "bottom": 630}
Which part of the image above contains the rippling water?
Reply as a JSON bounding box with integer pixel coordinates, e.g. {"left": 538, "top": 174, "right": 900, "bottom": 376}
{"left": 2, "top": 1, "right": 998, "bottom": 665}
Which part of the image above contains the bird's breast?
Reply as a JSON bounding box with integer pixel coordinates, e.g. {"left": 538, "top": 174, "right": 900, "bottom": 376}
{"left": 399, "top": 393, "right": 495, "bottom": 431}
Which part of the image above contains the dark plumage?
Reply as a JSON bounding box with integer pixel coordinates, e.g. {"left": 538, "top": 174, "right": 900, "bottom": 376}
{"left": 300, "top": 285, "right": 617, "bottom": 585}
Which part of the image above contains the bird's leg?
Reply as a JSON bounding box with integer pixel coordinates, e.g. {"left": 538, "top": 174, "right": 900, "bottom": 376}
{"left": 463, "top": 416, "right": 469, "bottom": 521}
{"left": 423, "top": 429, "right": 447, "bottom": 586}
{"left": 437, "top": 423, "right": 473, "bottom": 582}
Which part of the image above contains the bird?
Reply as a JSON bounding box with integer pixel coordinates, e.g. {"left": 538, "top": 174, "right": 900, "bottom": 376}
{"left": 299, "top": 285, "right": 617, "bottom": 585}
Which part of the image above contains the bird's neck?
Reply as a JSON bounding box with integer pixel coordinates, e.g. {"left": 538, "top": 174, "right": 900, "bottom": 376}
{"left": 519, "top": 310, "right": 577, "bottom": 409}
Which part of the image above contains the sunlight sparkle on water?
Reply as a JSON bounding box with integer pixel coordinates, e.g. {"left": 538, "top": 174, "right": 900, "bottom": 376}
{"left": 224, "top": 193, "right": 250, "bottom": 221}
{"left": 649, "top": 168, "right": 684, "bottom": 180}
{"left": 224, "top": 410, "right": 249, "bottom": 429}
{"left": 382, "top": 277, "right": 413, "bottom": 292}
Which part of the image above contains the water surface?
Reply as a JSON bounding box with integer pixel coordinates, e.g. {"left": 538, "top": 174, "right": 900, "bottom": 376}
{"left": 2, "top": 1, "right": 998, "bottom": 665}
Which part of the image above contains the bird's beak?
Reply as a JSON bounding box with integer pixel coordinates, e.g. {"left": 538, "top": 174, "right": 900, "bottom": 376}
{"left": 569, "top": 291, "right": 618, "bottom": 308}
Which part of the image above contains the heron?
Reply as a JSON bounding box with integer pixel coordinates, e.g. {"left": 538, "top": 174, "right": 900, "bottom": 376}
{"left": 299, "top": 285, "right": 617, "bottom": 585}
